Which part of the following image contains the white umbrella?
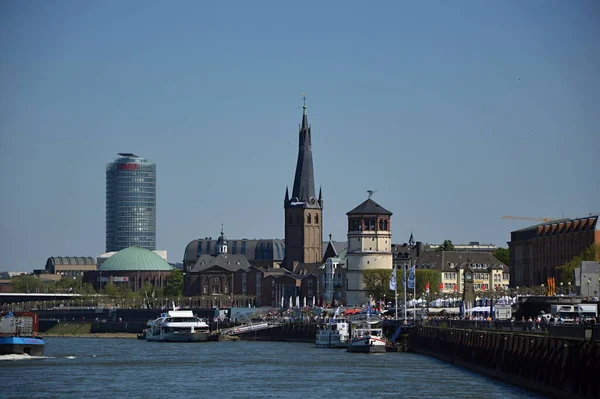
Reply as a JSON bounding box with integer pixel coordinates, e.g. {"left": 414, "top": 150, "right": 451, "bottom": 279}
{"left": 303, "top": 297, "right": 307, "bottom": 307}
{"left": 296, "top": 296, "right": 300, "bottom": 307}
{"left": 312, "top": 296, "right": 315, "bottom": 307}
{"left": 289, "top": 297, "right": 293, "bottom": 308}
{"left": 281, "top": 297, "right": 284, "bottom": 308}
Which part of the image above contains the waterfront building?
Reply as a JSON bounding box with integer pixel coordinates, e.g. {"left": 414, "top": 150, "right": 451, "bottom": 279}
{"left": 574, "top": 261, "right": 600, "bottom": 297}
{"left": 508, "top": 215, "right": 600, "bottom": 286}
{"left": 84, "top": 246, "right": 172, "bottom": 291}
{"left": 105, "top": 153, "right": 156, "bottom": 252}
{"left": 413, "top": 251, "right": 509, "bottom": 295}
{"left": 345, "top": 197, "right": 393, "bottom": 306}
{"left": 283, "top": 99, "right": 323, "bottom": 271}
{"left": 34, "top": 257, "right": 97, "bottom": 282}
{"left": 97, "top": 250, "right": 167, "bottom": 268}
{"left": 183, "top": 237, "right": 284, "bottom": 270}
{"left": 185, "top": 229, "right": 252, "bottom": 297}
{"left": 425, "top": 242, "right": 497, "bottom": 252}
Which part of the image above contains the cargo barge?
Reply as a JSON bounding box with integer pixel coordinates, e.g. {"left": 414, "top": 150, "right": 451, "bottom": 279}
{"left": 0, "top": 312, "right": 45, "bottom": 356}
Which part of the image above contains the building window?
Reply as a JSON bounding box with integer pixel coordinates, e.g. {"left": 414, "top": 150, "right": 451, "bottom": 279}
{"left": 315, "top": 215, "right": 318, "bottom": 224}
{"left": 308, "top": 279, "right": 313, "bottom": 287}
{"left": 203, "top": 285, "right": 208, "bottom": 294}
{"left": 307, "top": 214, "right": 312, "bottom": 224}
{"left": 379, "top": 220, "right": 384, "bottom": 230}
{"left": 308, "top": 290, "right": 313, "bottom": 297}
{"left": 225, "top": 285, "right": 229, "bottom": 294}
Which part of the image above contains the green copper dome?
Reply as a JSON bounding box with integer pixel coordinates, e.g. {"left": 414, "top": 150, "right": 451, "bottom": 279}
{"left": 99, "top": 246, "right": 173, "bottom": 271}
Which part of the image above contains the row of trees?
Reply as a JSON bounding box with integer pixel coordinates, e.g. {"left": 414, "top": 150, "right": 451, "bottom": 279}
{"left": 362, "top": 268, "right": 442, "bottom": 303}
{"left": 556, "top": 244, "right": 600, "bottom": 284}
{"left": 10, "top": 270, "right": 184, "bottom": 298}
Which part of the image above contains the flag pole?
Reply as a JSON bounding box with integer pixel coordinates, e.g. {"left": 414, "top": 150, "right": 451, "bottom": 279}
{"left": 412, "top": 259, "right": 416, "bottom": 321}
{"left": 404, "top": 263, "right": 407, "bottom": 321}
{"left": 395, "top": 264, "right": 398, "bottom": 320}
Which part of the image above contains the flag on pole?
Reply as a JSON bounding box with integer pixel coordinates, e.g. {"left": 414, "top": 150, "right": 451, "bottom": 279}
{"left": 408, "top": 265, "right": 416, "bottom": 289}
{"left": 389, "top": 267, "right": 397, "bottom": 290}
{"left": 425, "top": 281, "right": 430, "bottom": 294}
{"left": 402, "top": 264, "right": 407, "bottom": 289}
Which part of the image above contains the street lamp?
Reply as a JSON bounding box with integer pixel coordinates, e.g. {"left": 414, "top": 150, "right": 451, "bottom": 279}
{"left": 587, "top": 279, "right": 591, "bottom": 297}
{"left": 560, "top": 282, "right": 563, "bottom": 296}
{"left": 567, "top": 282, "right": 571, "bottom": 296}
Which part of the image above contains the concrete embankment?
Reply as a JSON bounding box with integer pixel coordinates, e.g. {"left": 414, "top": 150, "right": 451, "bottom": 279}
{"left": 408, "top": 326, "right": 599, "bottom": 399}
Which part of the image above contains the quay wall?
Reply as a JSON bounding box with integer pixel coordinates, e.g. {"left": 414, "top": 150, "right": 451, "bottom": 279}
{"left": 408, "top": 327, "right": 600, "bottom": 399}
{"left": 236, "top": 323, "right": 318, "bottom": 342}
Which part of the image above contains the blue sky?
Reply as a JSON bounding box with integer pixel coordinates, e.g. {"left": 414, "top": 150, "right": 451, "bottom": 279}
{"left": 1, "top": 1, "right": 598, "bottom": 272}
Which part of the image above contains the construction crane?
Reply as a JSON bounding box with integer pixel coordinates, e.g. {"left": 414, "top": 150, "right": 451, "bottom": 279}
{"left": 502, "top": 216, "right": 556, "bottom": 222}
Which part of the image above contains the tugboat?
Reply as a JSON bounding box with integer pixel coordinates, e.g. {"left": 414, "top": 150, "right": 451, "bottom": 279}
{"left": 0, "top": 312, "right": 45, "bottom": 356}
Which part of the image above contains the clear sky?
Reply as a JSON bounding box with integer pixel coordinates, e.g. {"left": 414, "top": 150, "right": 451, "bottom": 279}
{"left": 1, "top": 1, "right": 599, "bottom": 272}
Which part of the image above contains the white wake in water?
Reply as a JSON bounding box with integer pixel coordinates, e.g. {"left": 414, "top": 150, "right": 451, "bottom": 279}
{"left": 0, "top": 354, "right": 48, "bottom": 361}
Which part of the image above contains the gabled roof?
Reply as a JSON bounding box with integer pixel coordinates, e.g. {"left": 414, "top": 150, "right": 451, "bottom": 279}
{"left": 190, "top": 254, "right": 251, "bottom": 273}
{"left": 346, "top": 198, "right": 392, "bottom": 216}
{"left": 414, "top": 251, "right": 509, "bottom": 272}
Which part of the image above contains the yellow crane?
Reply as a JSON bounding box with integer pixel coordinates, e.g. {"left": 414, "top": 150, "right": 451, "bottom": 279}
{"left": 502, "top": 216, "right": 556, "bottom": 222}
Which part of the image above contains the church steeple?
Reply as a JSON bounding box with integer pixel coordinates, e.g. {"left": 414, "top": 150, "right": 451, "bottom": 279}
{"left": 283, "top": 94, "right": 323, "bottom": 270}
{"left": 287, "top": 93, "right": 319, "bottom": 209}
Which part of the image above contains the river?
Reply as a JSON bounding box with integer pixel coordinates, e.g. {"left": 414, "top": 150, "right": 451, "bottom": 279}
{"left": 0, "top": 338, "right": 545, "bottom": 398}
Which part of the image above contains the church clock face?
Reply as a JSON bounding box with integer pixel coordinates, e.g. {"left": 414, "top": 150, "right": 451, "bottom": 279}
{"left": 465, "top": 273, "right": 473, "bottom": 281}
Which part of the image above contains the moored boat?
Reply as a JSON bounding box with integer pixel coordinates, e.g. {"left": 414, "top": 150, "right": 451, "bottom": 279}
{"left": 0, "top": 312, "right": 45, "bottom": 356}
{"left": 145, "top": 309, "right": 210, "bottom": 342}
{"left": 347, "top": 313, "right": 386, "bottom": 354}
{"left": 315, "top": 317, "right": 350, "bottom": 348}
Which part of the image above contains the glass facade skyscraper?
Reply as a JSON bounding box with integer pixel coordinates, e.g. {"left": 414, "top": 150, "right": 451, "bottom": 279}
{"left": 106, "top": 153, "right": 156, "bottom": 252}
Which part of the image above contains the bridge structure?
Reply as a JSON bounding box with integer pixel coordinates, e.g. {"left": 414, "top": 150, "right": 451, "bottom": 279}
{"left": 221, "top": 321, "right": 282, "bottom": 336}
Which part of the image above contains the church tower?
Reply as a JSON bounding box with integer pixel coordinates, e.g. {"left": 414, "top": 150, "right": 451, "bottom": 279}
{"left": 345, "top": 194, "right": 393, "bottom": 305}
{"left": 283, "top": 96, "right": 323, "bottom": 271}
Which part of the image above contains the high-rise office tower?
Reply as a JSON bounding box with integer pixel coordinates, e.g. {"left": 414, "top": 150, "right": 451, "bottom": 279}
{"left": 106, "top": 153, "right": 156, "bottom": 252}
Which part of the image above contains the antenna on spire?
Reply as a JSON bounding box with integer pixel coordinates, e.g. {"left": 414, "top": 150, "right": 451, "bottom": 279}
{"left": 367, "top": 189, "right": 377, "bottom": 199}
{"left": 221, "top": 223, "right": 224, "bottom": 235}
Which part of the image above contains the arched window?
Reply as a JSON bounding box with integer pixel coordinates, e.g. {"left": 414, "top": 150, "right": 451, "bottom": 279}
{"left": 307, "top": 214, "right": 312, "bottom": 224}
{"left": 379, "top": 220, "right": 384, "bottom": 230}
{"left": 203, "top": 285, "right": 208, "bottom": 294}
{"left": 315, "top": 215, "right": 319, "bottom": 224}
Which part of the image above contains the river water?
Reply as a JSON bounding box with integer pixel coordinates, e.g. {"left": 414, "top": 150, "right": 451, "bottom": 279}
{"left": 0, "top": 338, "right": 545, "bottom": 398}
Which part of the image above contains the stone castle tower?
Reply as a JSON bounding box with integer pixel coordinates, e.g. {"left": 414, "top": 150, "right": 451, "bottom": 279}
{"left": 345, "top": 195, "right": 393, "bottom": 305}
{"left": 283, "top": 98, "right": 323, "bottom": 271}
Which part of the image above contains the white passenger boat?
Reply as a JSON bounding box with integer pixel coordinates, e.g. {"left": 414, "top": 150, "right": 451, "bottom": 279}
{"left": 347, "top": 314, "right": 386, "bottom": 354}
{"left": 315, "top": 317, "right": 350, "bottom": 348}
{"left": 145, "top": 309, "right": 210, "bottom": 342}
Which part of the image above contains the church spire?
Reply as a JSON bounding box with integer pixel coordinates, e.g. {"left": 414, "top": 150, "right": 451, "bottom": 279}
{"left": 289, "top": 93, "right": 318, "bottom": 208}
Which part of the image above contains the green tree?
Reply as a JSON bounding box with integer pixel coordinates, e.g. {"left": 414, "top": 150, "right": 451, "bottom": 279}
{"left": 163, "top": 269, "right": 184, "bottom": 298}
{"left": 102, "top": 282, "right": 120, "bottom": 297}
{"left": 556, "top": 244, "right": 600, "bottom": 284}
{"left": 11, "top": 275, "right": 46, "bottom": 293}
{"left": 492, "top": 247, "right": 510, "bottom": 266}
{"left": 362, "top": 269, "right": 395, "bottom": 302}
{"left": 436, "top": 240, "right": 455, "bottom": 252}
{"left": 414, "top": 269, "right": 441, "bottom": 297}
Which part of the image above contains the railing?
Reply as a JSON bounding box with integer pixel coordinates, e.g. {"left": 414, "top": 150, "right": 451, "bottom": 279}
{"left": 423, "top": 318, "right": 600, "bottom": 341}
{"left": 1, "top": 296, "right": 256, "bottom": 312}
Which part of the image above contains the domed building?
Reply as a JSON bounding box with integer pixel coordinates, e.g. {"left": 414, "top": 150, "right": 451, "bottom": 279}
{"left": 84, "top": 246, "right": 173, "bottom": 291}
